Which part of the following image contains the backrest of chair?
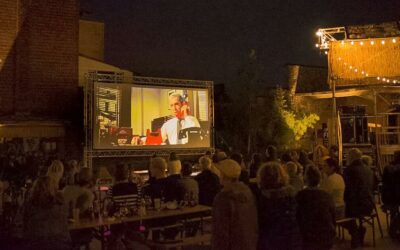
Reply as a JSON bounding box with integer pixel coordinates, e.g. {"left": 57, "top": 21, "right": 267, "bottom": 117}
{"left": 112, "top": 194, "right": 139, "bottom": 209}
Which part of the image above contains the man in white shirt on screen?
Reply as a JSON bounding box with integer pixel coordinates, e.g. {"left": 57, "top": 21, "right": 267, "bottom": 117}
{"left": 161, "top": 93, "right": 200, "bottom": 145}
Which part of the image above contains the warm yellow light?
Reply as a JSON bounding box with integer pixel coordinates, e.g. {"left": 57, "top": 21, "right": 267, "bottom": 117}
{"left": 377, "top": 77, "right": 381, "bottom": 80}
{"left": 354, "top": 69, "right": 358, "bottom": 72}
{"left": 351, "top": 41, "right": 354, "bottom": 45}
{"left": 394, "top": 80, "right": 398, "bottom": 83}
{"left": 315, "top": 44, "right": 319, "bottom": 47}
{"left": 338, "top": 57, "right": 342, "bottom": 61}
{"left": 324, "top": 51, "right": 328, "bottom": 55}
{"left": 316, "top": 31, "right": 323, "bottom": 36}
{"left": 349, "top": 66, "right": 353, "bottom": 69}
{"left": 361, "top": 71, "right": 365, "bottom": 75}
{"left": 381, "top": 40, "right": 385, "bottom": 45}
{"left": 341, "top": 41, "right": 345, "bottom": 45}
{"left": 387, "top": 79, "right": 391, "bottom": 83}
{"left": 366, "top": 73, "right": 369, "bottom": 77}
{"left": 344, "top": 62, "right": 347, "bottom": 65}
{"left": 370, "top": 41, "right": 375, "bottom": 45}
{"left": 383, "top": 78, "right": 386, "bottom": 81}
{"left": 392, "top": 38, "right": 396, "bottom": 43}
{"left": 360, "top": 41, "right": 364, "bottom": 46}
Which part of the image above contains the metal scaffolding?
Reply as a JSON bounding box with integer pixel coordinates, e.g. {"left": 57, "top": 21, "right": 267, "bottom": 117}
{"left": 84, "top": 71, "right": 214, "bottom": 168}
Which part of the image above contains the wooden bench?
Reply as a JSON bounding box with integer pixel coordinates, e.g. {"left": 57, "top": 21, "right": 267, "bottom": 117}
{"left": 146, "top": 233, "right": 211, "bottom": 250}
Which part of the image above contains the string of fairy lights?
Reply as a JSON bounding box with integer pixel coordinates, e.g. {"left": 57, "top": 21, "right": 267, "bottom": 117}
{"left": 315, "top": 34, "right": 399, "bottom": 84}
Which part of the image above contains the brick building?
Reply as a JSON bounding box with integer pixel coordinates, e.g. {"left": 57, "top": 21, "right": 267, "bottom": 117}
{"left": 0, "top": 0, "right": 80, "bottom": 159}
{"left": 0, "top": 0, "right": 79, "bottom": 117}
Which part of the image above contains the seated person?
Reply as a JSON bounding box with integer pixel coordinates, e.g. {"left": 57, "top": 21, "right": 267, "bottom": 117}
{"left": 161, "top": 93, "right": 200, "bottom": 145}
{"left": 109, "top": 164, "right": 145, "bottom": 248}
{"left": 63, "top": 168, "right": 94, "bottom": 217}
{"left": 142, "top": 157, "right": 168, "bottom": 202}
{"left": 63, "top": 168, "right": 94, "bottom": 248}
{"left": 296, "top": 166, "right": 336, "bottom": 250}
{"left": 320, "top": 157, "right": 345, "bottom": 218}
{"left": 179, "top": 161, "right": 199, "bottom": 205}
{"left": 195, "top": 156, "right": 221, "bottom": 206}
{"left": 110, "top": 163, "right": 139, "bottom": 213}
{"left": 24, "top": 176, "right": 71, "bottom": 250}
{"left": 165, "top": 159, "right": 185, "bottom": 203}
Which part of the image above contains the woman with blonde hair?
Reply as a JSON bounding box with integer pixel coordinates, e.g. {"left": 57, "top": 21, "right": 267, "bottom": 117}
{"left": 47, "top": 160, "right": 64, "bottom": 188}
{"left": 256, "top": 162, "right": 302, "bottom": 250}
{"left": 23, "top": 176, "right": 71, "bottom": 250}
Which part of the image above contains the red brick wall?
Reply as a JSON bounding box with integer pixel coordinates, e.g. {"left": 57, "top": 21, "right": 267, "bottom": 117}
{"left": 0, "top": 1, "right": 18, "bottom": 114}
{"left": 0, "top": 0, "right": 79, "bottom": 118}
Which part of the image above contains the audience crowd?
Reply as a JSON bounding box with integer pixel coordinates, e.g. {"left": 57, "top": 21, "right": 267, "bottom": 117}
{"left": 0, "top": 143, "right": 397, "bottom": 250}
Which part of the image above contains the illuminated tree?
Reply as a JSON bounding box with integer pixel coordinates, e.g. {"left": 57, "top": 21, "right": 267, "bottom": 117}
{"left": 275, "top": 88, "right": 319, "bottom": 143}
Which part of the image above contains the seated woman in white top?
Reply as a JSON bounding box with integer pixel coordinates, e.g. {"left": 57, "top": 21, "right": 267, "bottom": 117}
{"left": 320, "top": 157, "right": 345, "bottom": 218}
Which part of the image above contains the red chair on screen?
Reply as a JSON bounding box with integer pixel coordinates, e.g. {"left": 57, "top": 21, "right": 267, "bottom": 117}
{"left": 146, "top": 129, "right": 163, "bottom": 145}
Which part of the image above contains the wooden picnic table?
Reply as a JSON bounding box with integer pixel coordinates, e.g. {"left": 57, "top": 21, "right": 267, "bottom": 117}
{"left": 69, "top": 205, "right": 212, "bottom": 250}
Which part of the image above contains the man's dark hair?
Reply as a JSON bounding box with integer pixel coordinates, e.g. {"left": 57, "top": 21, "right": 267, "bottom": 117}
{"left": 266, "top": 145, "right": 278, "bottom": 161}
{"left": 280, "top": 152, "right": 293, "bottom": 164}
{"left": 306, "top": 166, "right": 321, "bottom": 187}
{"left": 115, "top": 163, "right": 129, "bottom": 182}
{"left": 230, "top": 152, "right": 243, "bottom": 165}
{"left": 181, "top": 161, "right": 193, "bottom": 177}
{"left": 325, "top": 157, "right": 340, "bottom": 173}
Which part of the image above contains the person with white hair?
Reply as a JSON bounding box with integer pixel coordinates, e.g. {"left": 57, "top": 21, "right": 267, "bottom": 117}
{"left": 343, "top": 148, "right": 374, "bottom": 247}
{"left": 164, "top": 158, "right": 185, "bottom": 202}
{"left": 212, "top": 159, "right": 258, "bottom": 250}
{"left": 195, "top": 156, "right": 221, "bottom": 206}
{"left": 161, "top": 93, "right": 200, "bottom": 145}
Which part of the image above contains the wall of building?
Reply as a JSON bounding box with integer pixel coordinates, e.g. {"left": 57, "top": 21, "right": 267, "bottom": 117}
{"left": 0, "top": 0, "right": 79, "bottom": 118}
{"left": 79, "top": 20, "right": 104, "bottom": 61}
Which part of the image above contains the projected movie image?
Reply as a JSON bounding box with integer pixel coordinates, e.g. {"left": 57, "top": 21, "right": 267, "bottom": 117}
{"left": 94, "top": 83, "right": 211, "bottom": 149}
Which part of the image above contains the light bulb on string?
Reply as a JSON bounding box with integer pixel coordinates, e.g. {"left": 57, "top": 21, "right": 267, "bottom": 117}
{"left": 360, "top": 41, "right": 364, "bottom": 46}
{"left": 377, "top": 77, "right": 381, "bottom": 80}
{"left": 392, "top": 38, "right": 396, "bottom": 43}
{"left": 381, "top": 40, "right": 385, "bottom": 45}
{"left": 324, "top": 51, "right": 328, "bottom": 55}
{"left": 351, "top": 41, "right": 354, "bottom": 45}
{"left": 370, "top": 41, "right": 375, "bottom": 45}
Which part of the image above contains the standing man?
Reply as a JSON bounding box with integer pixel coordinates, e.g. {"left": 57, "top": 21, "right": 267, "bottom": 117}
{"left": 161, "top": 93, "right": 200, "bottom": 145}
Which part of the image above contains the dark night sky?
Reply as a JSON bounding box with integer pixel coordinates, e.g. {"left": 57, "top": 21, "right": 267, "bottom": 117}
{"left": 81, "top": 0, "right": 400, "bottom": 88}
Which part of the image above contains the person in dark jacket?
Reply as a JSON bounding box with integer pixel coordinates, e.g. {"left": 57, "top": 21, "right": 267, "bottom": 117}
{"left": 256, "top": 162, "right": 302, "bottom": 250}
{"left": 195, "top": 156, "right": 221, "bottom": 206}
{"left": 212, "top": 159, "right": 258, "bottom": 250}
{"left": 165, "top": 159, "right": 185, "bottom": 202}
{"left": 382, "top": 150, "right": 400, "bottom": 238}
{"left": 265, "top": 145, "right": 279, "bottom": 162}
{"left": 143, "top": 157, "right": 168, "bottom": 201}
{"left": 344, "top": 148, "right": 374, "bottom": 247}
{"left": 296, "top": 166, "right": 336, "bottom": 250}
{"left": 230, "top": 152, "right": 250, "bottom": 185}
{"left": 23, "top": 176, "right": 71, "bottom": 250}
{"left": 249, "top": 153, "right": 263, "bottom": 178}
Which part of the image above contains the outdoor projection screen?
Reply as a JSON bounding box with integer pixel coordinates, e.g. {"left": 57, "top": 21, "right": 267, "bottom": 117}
{"left": 93, "top": 82, "right": 211, "bottom": 149}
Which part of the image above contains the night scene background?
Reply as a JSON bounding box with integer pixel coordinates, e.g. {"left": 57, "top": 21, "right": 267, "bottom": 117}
{"left": 81, "top": 0, "right": 400, "bottom": 89}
